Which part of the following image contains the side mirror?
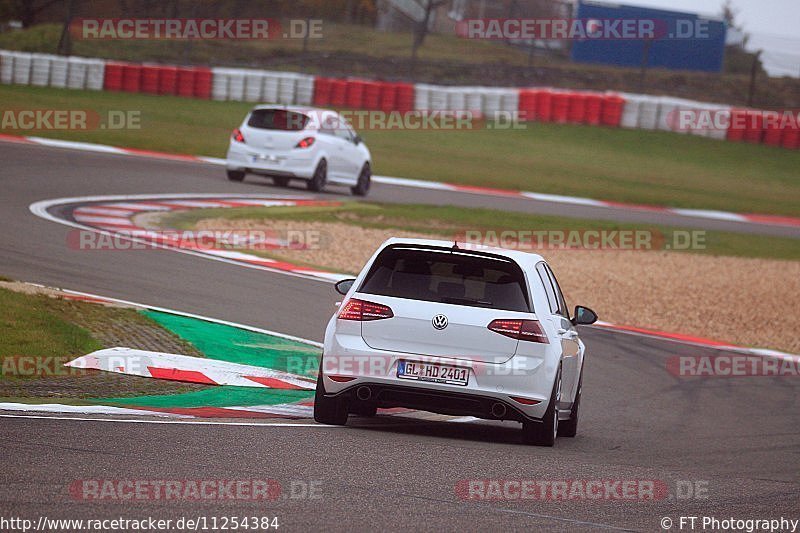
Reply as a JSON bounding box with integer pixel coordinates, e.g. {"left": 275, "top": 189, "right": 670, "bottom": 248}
{"left": 572, "top": 305, "right": 598, "bottom": 326}
{"left": 353, "top": 134, "right": 362, "bottom": 145}
{"left": 334, "top": 278, "right": 356, "bottom": 296}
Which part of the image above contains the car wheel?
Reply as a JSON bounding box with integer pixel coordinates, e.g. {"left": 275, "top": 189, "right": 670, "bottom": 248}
{"left": 558, "top": 370, "right": 581, "bottom": 438}
{"left": 350, "top": 163, "right": 371, "bottom": 197}
{"left": 350, "top": 401, "right": 378, "bottom": 417}
{"left": 313, "top": 369, "right": 348, "bottom": 425}
{"left": 272, "top": 176, "right": 290, "bottom": 187}
{"left": 227, "top": 169, "right": 245, "bottom": 182}
{"left": 522, "top": 366, "right": 561, "bottom": 446}
{"left": 307, "top": 159, "right": 327, "bottom": 192}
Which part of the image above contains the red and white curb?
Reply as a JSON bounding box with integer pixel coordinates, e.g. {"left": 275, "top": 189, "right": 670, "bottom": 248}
{"left": 31, "top": 193, "right": 349, "bottom": 283}
{"left": 66, "top": 347, "right": 315, "bottom": 390}
{"left": 30, "top": 195, "right": 800, "bottom": 362}
{"left": 0, "top": 283, "right": 323, "bottom": 420}
{"left": 0, "top": 402, "right": 191, "bottom": 418}
{"left": 591, "top": 321, "right": 799, "bottom": 363}
{"left": 4, "top": 282, "right": 797, "bottom": 422}
{"left": 6, "top": 134, "right": 800, "bottom": 229}
{"left": 0, "top": 401, "right": 317, "bottom": 421}
{"left": 372, "top": 177, "right": 800, "bottom": 228}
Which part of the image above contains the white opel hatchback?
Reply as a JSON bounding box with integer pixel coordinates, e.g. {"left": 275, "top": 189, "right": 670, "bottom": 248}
{"left": 315, "top": 238, "right": 598, "bottom": 446}
{"left": 225, "top": 106, "right": 372, "bottom": 196}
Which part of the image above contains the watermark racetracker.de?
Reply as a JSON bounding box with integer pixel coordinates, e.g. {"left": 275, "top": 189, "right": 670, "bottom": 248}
{"left": 71, "top": 18, "right": 323, "bottom": 41}
{"left": 1, "top": 356, "right": 90, "bottom": 377}
{"left": 456, "top": 229, "right": 707, "bottom": 251}
{"left": 68, "top": 479, "right": 322, "bottom": 502}
{"left": 298, "top": 109, "right": 527, "bottom": 131}
{"left": 456, "top": 18, "right": 712, "bottom": 40}
{"left": 67, "top": 229, "right": 328, "bottom": 251}
{"left": 455, "top": 479, "right": 709, "bottom": 502}
{"left": 1, "top": 109, "right": 141, "bottom": 131}
{"left": 667, "top": 355, "right": 800, "bottom": 378}
{"left": 667, "top": 108, "right": 799, "bottom": 134}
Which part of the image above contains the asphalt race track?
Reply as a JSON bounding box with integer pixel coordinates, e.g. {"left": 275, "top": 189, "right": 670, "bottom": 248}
{"left": 1, "top": 141, "right": 798, "bottom": 531}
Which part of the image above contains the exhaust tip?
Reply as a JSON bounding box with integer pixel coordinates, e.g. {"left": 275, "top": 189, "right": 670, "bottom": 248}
{"left": 490, "top": 402, "right": 507, "bottom": 419}
{"left": 356, "top": 386, "right": 372, "bottom": 401}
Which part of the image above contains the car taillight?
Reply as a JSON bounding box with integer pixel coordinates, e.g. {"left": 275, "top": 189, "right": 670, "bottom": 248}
{"left": 510, "top": 396, "right": 542, "bottom": 405}
{"left": 232, "top": 128, "right": 245, "bottom": 143}
{"left": 295, "top": 136, "right": 315, "bottom": 149}
{"left": 327, "top": 375, "right": 356, "bottom": 383}
{"left": 338, "top": 298, "right": 394, "bottom": 321}
{"left": 488, "top": 319, "right": 548, "bottom": 343}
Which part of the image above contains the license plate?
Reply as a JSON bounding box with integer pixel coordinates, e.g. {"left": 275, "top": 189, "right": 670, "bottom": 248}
{"left": 252, "top": 154, "right": 279, "bottom": 163}
{"left": 397, "top": 360, "right": 469, "bottom": 386}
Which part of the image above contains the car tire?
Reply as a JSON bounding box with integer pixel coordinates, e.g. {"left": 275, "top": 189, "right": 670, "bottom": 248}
{"left": 272, "top": 176, "right": 290, "bottom": 187}
{"left": 313, "top": 369, "right": 348, "bottom": 425}
{"left": 227, "top": 169, "right": 245, "bottom": 182}
{"left": 522, "top": 366, "right": 561, "bottom": 446}
{"left": 307, "top": 159, "right": 327, "bottom": 192}
{"left": 558, "top": 369, "right": 581, "bottom": 438}
{"left": 350, "top": 401, "right": 378, "bottom": 417}
{"left": 350, "top": 163, "right": 371, "bottom": 197}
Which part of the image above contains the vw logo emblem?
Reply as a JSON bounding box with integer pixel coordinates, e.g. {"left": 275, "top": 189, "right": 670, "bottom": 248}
{"left": 432, "top": 314, "right": 448, "bottom": 330}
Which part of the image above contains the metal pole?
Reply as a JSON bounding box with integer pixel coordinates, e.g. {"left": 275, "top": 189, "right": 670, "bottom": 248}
{"left": 747, "top": 50, "right": 762, "bottom": 107}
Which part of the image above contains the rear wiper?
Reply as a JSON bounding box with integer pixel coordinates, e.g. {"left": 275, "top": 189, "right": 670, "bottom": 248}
{"left": 441, "top": 297, "right": 493, "bottom": 306}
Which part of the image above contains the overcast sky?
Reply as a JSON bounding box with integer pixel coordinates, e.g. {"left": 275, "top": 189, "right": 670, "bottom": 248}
{"left": 621, "top": 0, "right": 800, "bottom": 76}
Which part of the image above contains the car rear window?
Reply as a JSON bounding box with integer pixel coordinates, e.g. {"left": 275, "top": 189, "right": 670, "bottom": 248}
{"left": 359, "top": 246, "right": 531, "bottom": 312}
{"left": 247, "top": 109, "right": 309, "bottom": 131}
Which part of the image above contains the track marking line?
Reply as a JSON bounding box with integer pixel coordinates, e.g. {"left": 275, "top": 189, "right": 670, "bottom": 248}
{"left": 29, "top": 194, "right": 799, "bottom": 358}
{"left": 30, "top": 194, "right": 343, "bottom": 285}
{"left": 0, "top": 414, "right": 336, "bottom": 427}
{"left": 6, "top": 135, "right": 800, "bottom": 229}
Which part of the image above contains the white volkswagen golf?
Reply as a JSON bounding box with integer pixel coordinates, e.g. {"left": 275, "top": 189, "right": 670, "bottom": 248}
{"left": 225, "top": 106, "right": 372, "bottom": 196}
{"left": 315, "top": 238, "right": 598, "bottom": 446}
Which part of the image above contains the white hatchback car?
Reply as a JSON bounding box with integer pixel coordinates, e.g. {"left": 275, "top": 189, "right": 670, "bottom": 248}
{"left": 315, "top": 238, "right": 598, "bottom": 446}
{"left": 225, "top": 106, "right": 372, "bottom": 196}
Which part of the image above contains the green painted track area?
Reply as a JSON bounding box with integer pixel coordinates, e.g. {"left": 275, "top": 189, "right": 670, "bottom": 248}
{"left": 95, "top": 310, "right": 320, "bottom": 410}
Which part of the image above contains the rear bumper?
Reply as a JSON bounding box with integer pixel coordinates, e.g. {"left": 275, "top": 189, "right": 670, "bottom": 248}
{"left": 226, "top": 142, "right": 316, "bottom": 179}
{"left": 320, "top": 330, "right": 561, "bottom": 421}
{"left": 322, "top": 381, "right": 540, "bottom": 422}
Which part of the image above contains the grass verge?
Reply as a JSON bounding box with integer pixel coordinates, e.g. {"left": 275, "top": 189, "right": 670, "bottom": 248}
{"left": 2, "top": 84, "right": 799, "bottom": 216}
{"left": 0, "top": 286, "right": 207, "bottom": 399}
{"left": 161, "top": 202, "right": 800, "bottom": 264}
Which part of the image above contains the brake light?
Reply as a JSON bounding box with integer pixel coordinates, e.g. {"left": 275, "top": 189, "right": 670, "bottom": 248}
{"left": 232, "top": 128, "right": 245, "bottom": 143}
{"left": 488, "top": 319, "right": 548, "bottom": 343}
{"left": 327, "top": 375, "right": 356, "bottom": 383}
{"left": 338, "top": 298, "right": 394, "bottom": 321}
{"left": 295, "top": 136, "right": 315, "bottom": 149}
{"left": 510, "top": 396, "right": 542, "bottom": 405}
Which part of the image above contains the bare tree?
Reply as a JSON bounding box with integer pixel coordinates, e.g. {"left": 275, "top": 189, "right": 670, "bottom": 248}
{"left": 720, "top": 0, "right": 748, "bottom": 47}
{"left": 56, "top": 0, "right": 75, "bottom": 55}
{"left": 409, "top": 0, "right": 446, "bottom": 77}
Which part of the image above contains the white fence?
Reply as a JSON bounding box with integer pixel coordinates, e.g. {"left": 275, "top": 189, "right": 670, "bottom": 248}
{"left": 0, "top": 50, "right": 105, "bottom": 90}
{"left": 413, "top": 83, "right": 519, "bottom": 117}
{"left": 210, "top": 67, "right": 314, "bottom": 105}
{"left": 620, "top": 92, "right": 732, "bottom": 140}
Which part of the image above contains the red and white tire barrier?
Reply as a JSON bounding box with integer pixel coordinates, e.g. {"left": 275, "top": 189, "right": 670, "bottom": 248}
{"left": 65, "top": 347, "right": 315, "bottom": 390}
{"left": 4, "top": 49, "right": 799, "bottom": 149}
